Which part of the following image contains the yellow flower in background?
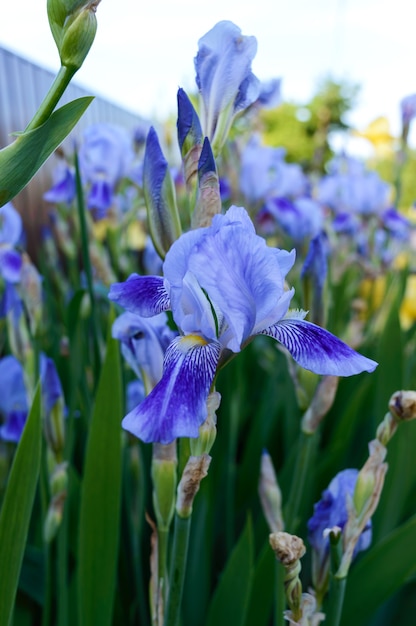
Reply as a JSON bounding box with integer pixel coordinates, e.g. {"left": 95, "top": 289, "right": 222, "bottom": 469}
{"left": 92, "top": 217, "right": 113, "bottom": 242}
{"left": 353, "top": 117, "right": 396, "bottom": 157}
{"left": 126, "top": 220, "right": 147, "bottom": 250}
{"left": 400, "top": 274, "right": 416, "bottom": 330}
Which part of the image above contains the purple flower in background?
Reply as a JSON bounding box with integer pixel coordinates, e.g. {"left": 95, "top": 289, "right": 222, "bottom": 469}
{"left": 308, "top": 469, "right": 372, "bottom": 592}
{"left": 109, "top": 206, "right": 377, "bottom": 444}
{"left": 195, "top": 21, "right": 260, "bottom": 151}
{"left": 301, "top": 231, "right": 329, "bottom": 296}
{"left": 331, "top": 211, "right": 360, "bottom": 236}
{"left": 380, "top": 208, "right": 410, "bottom": 240}
{"left": 0, "top": 202, "right": 23, "bottom": 283}
{"left": 78, "top": 123, "right": 135, "bottom": 217}
{"left": 0, "top": 353, "right": 64, "bottom": 443}
{"left": 318, "top": 156, "right": 390, "bottom": 216}
{"left": 262, "top": 196, "right": 323, "bottom": 243}
{"left": 254, "top": 78, "right": 282, "bottom": 109}
{"left": 240, "top": 136, "right": 307, "bottom": 203}
{"left": 400, "top": 93, "right": 416, "bottom": 126}
{"left": 43, "top": 162, "right": 76, "bottom": 205}
{"left": 40, "top": 353, "right": 65, "bottom": 418}
{"left": 0, "top": 355, "right": 28, "bottom": 442}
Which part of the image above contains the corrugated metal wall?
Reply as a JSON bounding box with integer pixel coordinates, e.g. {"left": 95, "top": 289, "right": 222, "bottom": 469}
{"left": 0, "top": 45, "right": 145, "bottom": 256}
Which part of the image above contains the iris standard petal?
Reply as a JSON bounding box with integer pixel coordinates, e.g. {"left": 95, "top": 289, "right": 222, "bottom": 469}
{"left": 195, "top": 21, "right": 258, "bottom": 138}
{"left": 261, "top": 317, "right": 378, "bottom": 376}
{"left": 187, "top": 209, "right": 293, "bottom": 351}
{"left": 108, "top": 274, "right": 170, "bottom": 317}
{"left": 122, "top": 335, "right": 220, "bottom": 444}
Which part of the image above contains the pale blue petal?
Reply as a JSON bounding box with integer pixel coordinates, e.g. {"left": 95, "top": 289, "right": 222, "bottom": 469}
{"left": 261, "top": 318, "right": 378, "bottom": 376}
{"left": 122, "top": 336, "right": 220, "bottom": 444}
{"left": 187, "top": 210, "right": 294, "bottom": 351}
{"left": 195, "top": 21, "right": 258, "bottom": 137}
{"left": 108, "top": 274, "right": 170, "bottom": 317}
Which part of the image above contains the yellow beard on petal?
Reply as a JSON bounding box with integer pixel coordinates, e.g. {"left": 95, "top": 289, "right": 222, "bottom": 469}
{"left": 179, "top": 334, "right": 208, "bottom": 350}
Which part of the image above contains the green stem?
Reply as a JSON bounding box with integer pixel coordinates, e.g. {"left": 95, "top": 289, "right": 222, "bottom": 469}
{"left": 325, "top": 575, "right": 347, "bottom": 626}
{"left": 285, "top": 431, "right": 316, "bottom": 533}
{"left": 225, "top": 395, "right": 239, "bottom": 552}
{"left": 25, "top": 66, "right": 77, "bottom": 132}
{"left": 164, "top": 514, "right": 192, "bottom": 626}
{"left": 274, "top": 560, "right": 286, "bottom": 626}
{"left": 158, "top": 526, "right": 169, "bottom": 616}
{"left": 325, "top": 528, "right": 346, "bottom": 626}
{"left": 57, "top": 507, "right": 69, "bottom": 626}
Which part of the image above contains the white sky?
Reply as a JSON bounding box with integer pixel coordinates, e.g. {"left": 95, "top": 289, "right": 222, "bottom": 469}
{"left": 1, "top": 0, "right": 416, "bottom": 152}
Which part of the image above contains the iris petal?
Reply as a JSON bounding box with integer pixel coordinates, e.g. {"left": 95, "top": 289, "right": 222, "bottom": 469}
{"left": 122, "top": 335, "right": 220, "bottom": 444}
{"left": 108, "top": 274, "right": 170, "bottom": 317}
{"left": 0, "top": 248, "right": 22, "bottom": 283}
{"left": 261, "top": 317, "right": 378, "bottom": 376}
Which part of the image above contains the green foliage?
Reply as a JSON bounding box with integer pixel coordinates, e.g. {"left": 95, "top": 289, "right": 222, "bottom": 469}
{"left": 0, "top": 386, "right": 42, "bottom": 626}
{"left": 77, "top": 310, "right": 124, "bottom": 626}
{"left": 0, "top": 97, "right": 93, "bottom": 207}
{"left": 260, "top": 76, "right": 360, "bottom": 172}
{"left": 206, "top": 517, "right": 254, "bottom": 626}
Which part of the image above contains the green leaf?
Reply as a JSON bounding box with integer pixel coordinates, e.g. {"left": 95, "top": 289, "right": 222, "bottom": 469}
{"left": 244, "top": 541, "right": 275, "bottom": 626}
{"left": 77, "top": 309, "right": 123, "bottom": 626}
{"left": 206, "top": 517, "right": 254, "bottom": 626}
{"left": 341, "top": 513, "right": 416, "bottom": 626}
{"left": 0, "top": 96, "right": 93, "bottom": 207}
{"left": 18, "top": 545, "right": 45, "bottom": 606}
{"left": 0, "top": 385, "right": 42, "bottom": 626}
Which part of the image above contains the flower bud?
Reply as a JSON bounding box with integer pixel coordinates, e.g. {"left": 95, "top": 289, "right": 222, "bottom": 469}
{"left": 189, "top": 391, "right": 220, "bottom": 456}
{"left": 192, "top": 138, "right": 221, "bottom": 228}
{"left": 353, "top": 439, "right": 387, "bottom": 518}
{"left": 176, "top": 454, "right": 211, "bottom": 518}
{"left": 177, "top": 88, "right": 203, "bottom": 188}
{"left": 59, "top": 2, "right": 100, "bottom": 71}
{"left": 143, "top": 127, "right": 182, "bottom": 258}
{"left": 258, "top": 450, "right": 284, "bottom": 533}
{"left": 43, "top": 491, "right": 67, "bottom": 542}
{"left": 151, "top": 442, "right": 177, "bottom": 530}
{"left": 301, "top": 375, "right": 339, "bottom": 434}
{"left": 49, "top": 461, "right": 68, "bottom": 497}
{"left": 389, "top": 390, "right": 416, "bottom": 422}
{"left": 269, "top": 531, "right": 306, "bottom": 566}
{"left": 376, "top": 411, "right": 398, "bottom": 446}
{"left": 269, "top": 532, "right": 305, "bottom": 621}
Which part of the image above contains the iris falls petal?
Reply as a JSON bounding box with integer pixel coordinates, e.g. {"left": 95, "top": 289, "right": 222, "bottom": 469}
{"left": 261, "top": 318, "right": 378, "bottom": 376}
{"left": 108, "top": 274, "right": 170, "bottom": 317}
{"left": 122, "top": 335, "right": 221, "bottom": 444}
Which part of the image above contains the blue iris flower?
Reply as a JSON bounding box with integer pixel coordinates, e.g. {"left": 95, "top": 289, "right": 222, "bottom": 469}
{"left": 0, "top": 353, "right": 65, "bottom": 443}
{"left": 0, "top": 355, "right": 29, "bottom": 442}
{"left": 109, "top": 206, "right": 377, "bottom": 444}
{"left": 112, "top": 311, "right": 178, "bottom": 391}
{"left": 195, "top": 21, "right": 260, "bottom": 152}
{"left": 308, "top": 469, "right": 372, "bottom": 592}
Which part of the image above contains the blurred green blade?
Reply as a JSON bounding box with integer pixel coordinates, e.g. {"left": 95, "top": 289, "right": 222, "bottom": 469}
{"left": 0, "top": 385, "right": 42, "bottom": 626}
{"left": 0, "top": 96, "right": 93, "bottom": 206}
{"left": 341, "top": 513, "right": 416, "bottom": 626}
{"left": 206, "top": 518, "right": 254, "bottom": 626}
{"left": 78, "top": 312, "right": 123, "bottom": 626}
